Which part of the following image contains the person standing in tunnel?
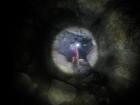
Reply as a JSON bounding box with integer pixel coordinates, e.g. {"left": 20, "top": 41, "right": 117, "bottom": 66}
{"left": 71, "top": 42, "right": 80, "bottom": 64}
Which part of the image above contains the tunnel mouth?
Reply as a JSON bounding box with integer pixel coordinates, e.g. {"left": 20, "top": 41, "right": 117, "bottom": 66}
{"left": 52, "top": 26, "right": 98, "bottom": 74}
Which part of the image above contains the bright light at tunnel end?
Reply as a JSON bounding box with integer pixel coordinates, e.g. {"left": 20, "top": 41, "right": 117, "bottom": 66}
{"left": 75, "top": 43, "right": 80, "bottom": 47}
{"left": 51, "top": 27, "right": 98, "bottom": 75}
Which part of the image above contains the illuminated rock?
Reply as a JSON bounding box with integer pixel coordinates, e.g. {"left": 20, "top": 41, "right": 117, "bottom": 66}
{"left": 52, "top": 27, "right": 98, "bottom": 74}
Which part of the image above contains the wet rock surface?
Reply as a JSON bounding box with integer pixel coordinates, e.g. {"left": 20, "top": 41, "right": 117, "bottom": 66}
{"left": 11, "top": 0, "right": 140, "bottom": 105}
